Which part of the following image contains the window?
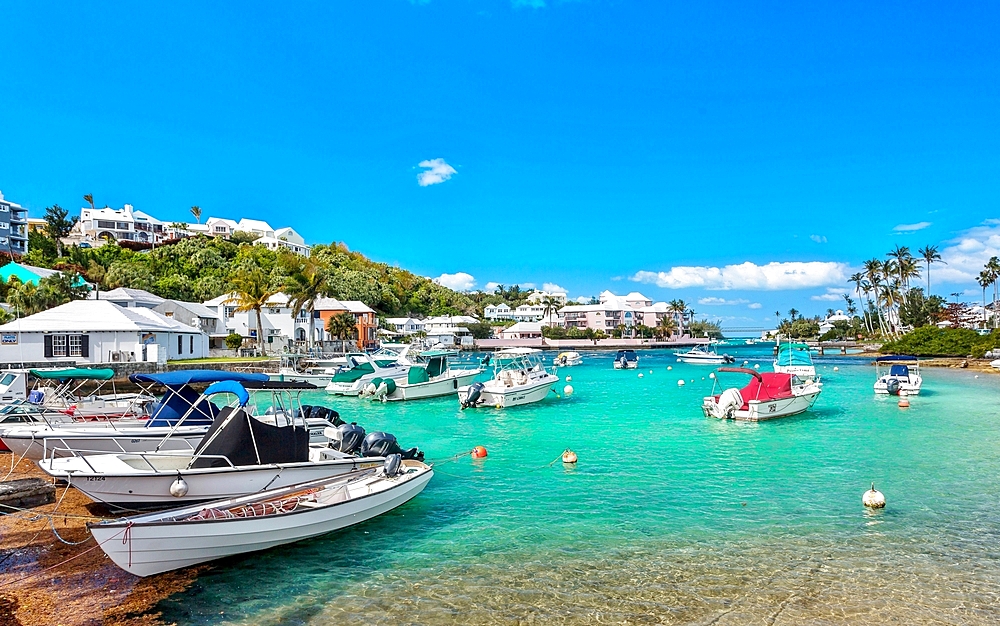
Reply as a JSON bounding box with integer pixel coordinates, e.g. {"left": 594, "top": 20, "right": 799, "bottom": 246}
{"left": 116, "top": 222, "right": 130, "bottom": 230}
{"left": 52, "top": 335, "right": 67, "bottom": 357}
{"left": 178, "top": 335, "right": 183, "bottom": 354}
{"left": 214, "top": 226, "right": 228, "bottom": 233}
{"left": 190, "top": 336, "right": 194, "bottom": 353}
{"left": 97, "top": 220, "right": 116, "bottom": 229}
{"left": 224, "top": 307, "right": 235, "bottom": 318}
{"left": 0, "top": 205, "right": 7, "bottom": 212}
{"left": 69, "top": 335, "right": 83, "bottom": 357}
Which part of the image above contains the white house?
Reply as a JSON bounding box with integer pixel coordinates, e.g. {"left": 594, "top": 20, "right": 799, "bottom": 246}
{"left": 484, "top": 303, "right": 513, "bottom": 321}
{"left": 202, "top": 292, "right": 312, "bottom": 351}
{"left": 77, "top": 204, "right": 170, "bottom": 244}
{"left": 90, "top": 287, "right": 165, "bottom": 309}
{"left": 422, "top": 315, "right": 479, "bottom": 331}
{"left": 499, "top": 321, "right": 543, "bottom": 340}
{"left": 0, "top": 300, "right": 208, "bottom": 366}
{"left": 385, "top": 317, "right": 425, "bottom": 335}
{"left": 819, "top": 310, "right": 852, "bottom": 335}
{"left": 526, "top": 290, "right": 568, "bottom": 305}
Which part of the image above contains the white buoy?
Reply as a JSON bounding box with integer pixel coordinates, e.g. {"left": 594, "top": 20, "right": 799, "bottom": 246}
{"left": 833, "top": 366, "right": 839, "bottom": 372}
{"left": 649, "top": 370, "right": 653, "bottom": 374}
{"left": 742, "top": 360, "right": 749, "bottom": 366}
{"left": 701, "top": 377, "right": 705, "bottom": 380}
{"left": 169, "top": 476, "right": 189, "bottom": 498}
{"left": 566, "top": 376, "right": 572, "bottom": 382}
{"left": 667, "top": 366, "right": 673, "bottom": 370}
{"left": 753, "top": 364, "right": 760, "bottom": 370}
{"left": 975, "top": 375, "right": 980, "bottom": 379}
{"left": 638, "top": 373, "right": 644, "bottom": 378}
{"left": 863, "top": 483, "right": 886, "bottom": 508}
{"left": 563, "top": 385, "right": 574, "bottom": 396}
{"left": 677, "top": 379, "right": 685, "bottom": 386}
{"left": 709, "top": 372, "right": 716, "bottom": 379}
{"left": 676, "top": 358, "right": 681, "bottom": 363}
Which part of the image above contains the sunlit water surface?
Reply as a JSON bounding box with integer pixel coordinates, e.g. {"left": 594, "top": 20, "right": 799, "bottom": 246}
{"left": 156, "top": 348, "right": 1000, "bottom": 624}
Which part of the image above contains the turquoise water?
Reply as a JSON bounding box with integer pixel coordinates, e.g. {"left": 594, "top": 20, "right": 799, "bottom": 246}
{"left": 157, "top": 348, "right": 1000, "bottom": 624}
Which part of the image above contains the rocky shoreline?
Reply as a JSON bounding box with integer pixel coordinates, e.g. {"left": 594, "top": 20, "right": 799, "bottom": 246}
{"left": 0, "top": 455, "right": 198, "bottom": 626}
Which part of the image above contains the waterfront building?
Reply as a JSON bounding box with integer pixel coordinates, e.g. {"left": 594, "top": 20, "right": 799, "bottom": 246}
{"left": 0, "top": 192, "right": 28, "bottom": 257}
{"left": 484, "top": 303, "right": 514, "bottom": 321}
{"left": 0, "top": 300, "right": 208, "bottom": 366}
{"left": 384, "top": 317, "right": 425, "bottom": 335}
{"left": 499, "top": 321, "right": 543, "bottom": 340}
{"left": 819, "top": 310, "right": 852, "bottom": 335}
{"left": 89, "top": 287, "right": 164, "bottom": 309}
{"left": 314, "top": 297, "right": 378, "bottom": 350}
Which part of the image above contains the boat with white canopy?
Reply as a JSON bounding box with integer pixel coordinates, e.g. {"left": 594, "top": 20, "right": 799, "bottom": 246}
{"left": 38, "top": 380, "right": 422, "bottom": 506}
{"left": 88, "top": 456, "right": 433, "bottom": 577}
{"left": 674, "top": 344, "right": 735, "bottom": 365}
{"left": 457, "top": 348, "right": 559, "bottom": 409}
{"left": 772, "top": 342, "right": 817, "bottom": 378}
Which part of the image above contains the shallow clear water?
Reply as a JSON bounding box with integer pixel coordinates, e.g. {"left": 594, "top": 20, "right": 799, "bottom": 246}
{"left": 157, "top": 348, "right": 1000, "bottom": 624}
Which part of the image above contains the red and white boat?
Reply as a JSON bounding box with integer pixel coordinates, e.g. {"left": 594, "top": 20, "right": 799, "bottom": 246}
{"left": 702, "top": 367, "right": 821, "bottom": 421}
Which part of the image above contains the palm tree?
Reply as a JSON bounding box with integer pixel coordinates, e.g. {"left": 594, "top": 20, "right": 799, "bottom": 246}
{"left": 230, "top": 268, "right": 279, "bottom": 355}
{"left": 285, "top": 257, "right": 329, "bottom": 349}
{"left": 988, "top": 257, "right": 1000, "bottom": 329}
{"left": 8, "top": 281, "right": 40, "bottom": 316}
{"left": 849, "top": 272, "right": 873, "bottom": 333}
{"left": 918, "top": 245, "right": 943, "bottom": 295}
{"left": 326, "top": 312, "right": 358, "bottom": 349}
{"left": 540, "top": 296, "right": 560, "bottom": 327}
{"left": 788, "top": 308, "right": 799, "bottom": 321}
{"left": 190, "top": 206, "right": 203, "bottom": 224}
{"left": 668, "top": 300, "right": 687, "bottom": 336}
{"left": 83, "top": 194, "right": 95, "bottom": 210}
{"left": 656, "top": 315, "right": 678, "bottom": 340}
{"left": 978, "top": 270, "right": 992, "bottom": 328}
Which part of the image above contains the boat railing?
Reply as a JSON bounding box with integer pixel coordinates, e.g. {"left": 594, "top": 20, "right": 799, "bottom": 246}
{"left": 43, "top": 435, "right": 200, "bottom": 462}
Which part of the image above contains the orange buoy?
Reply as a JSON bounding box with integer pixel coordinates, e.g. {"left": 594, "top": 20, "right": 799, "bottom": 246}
{"left": 898, "top": 397, "right": 910, "bottom": 408}
{"left": 562, "top": 449, "right": 578, "bottom": 464}
{"left": 471, "top": 445, "right": 488, "bottom": 459}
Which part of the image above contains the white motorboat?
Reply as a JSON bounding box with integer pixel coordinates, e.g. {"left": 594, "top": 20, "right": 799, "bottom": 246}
{"left": 267, "top": 355, "right": 346, "bottom": 385}
{"left": 324, "top": 350, "right": 411, "bottom": 396}
{"left": 457, "top": 348, "right": 559, "bottom": 409}
{"left": 89, "top": 457, "right": 433, "bottom": 577}
{"left": 553, "top": 351, "right": 583, "bottom": 367}
{"left": 702, "top": 367, "right": 821, "bottom": 421}
{"left": 674, "top": 344, "right": 735, "bottom": 365}
{"left": 613, "top": 350, "right": 639, "bottom": 369}
{"left": 773, "top": 342, "right": 817, "bottom": 379}
{"left": 363, "top": 350, "right": 482, "bottom": 402}
{"left": 22, "top": 367, "right": 155, "bottom": 419}
{"left": 0, "top": 371, "right": 273, "bottom": 461}
{"left": 873, "top": 355, "right": 922, "bottom": 395}
{"left": 39, "top": 380, "right": 423, "bottom": 506}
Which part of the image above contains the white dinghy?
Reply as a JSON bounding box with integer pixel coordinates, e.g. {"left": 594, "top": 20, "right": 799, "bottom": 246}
{"left": 39, "top": 380, "right": 423, "bottom": 506}
{"left": 89, "top": 456, "right": 433, "bottom": 577}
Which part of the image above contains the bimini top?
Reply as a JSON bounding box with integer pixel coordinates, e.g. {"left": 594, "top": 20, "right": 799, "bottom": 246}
{"left": 775, "top": 344, "right": 814, "bottom": 367}
{"left": 615, "top": 350, "right": 638, "bottom": 359}
{"left": 874, "top": 355, "right": 919, "bottom": 363}
{"left": 129, "top": 370, "right": 269, "bottom": 386}
{"left": 30, "top": 367, "right": 116, "bottom": 381}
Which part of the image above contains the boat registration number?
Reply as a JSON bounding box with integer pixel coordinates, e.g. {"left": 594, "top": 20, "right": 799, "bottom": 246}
{"left": 85, "top": 476, "right": 106, "bottom": 481}
{"left": 768, "top": 404, "right": 777, "bottom": 413}
{"left": 359, "top": 462, "right": 381, "bottom": 469}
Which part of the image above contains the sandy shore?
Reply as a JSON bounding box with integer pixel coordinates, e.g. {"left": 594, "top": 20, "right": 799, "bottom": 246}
{"left": 0, "top": 454, "right": 199, "bottom": 626}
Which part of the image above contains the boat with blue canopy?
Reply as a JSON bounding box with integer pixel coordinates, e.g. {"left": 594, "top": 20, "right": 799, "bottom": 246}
{"left": 773, "top": 343, "right": 817, "bottom": 379}
{"left": 873, "top": 355, "right": 922, "bottom": 395}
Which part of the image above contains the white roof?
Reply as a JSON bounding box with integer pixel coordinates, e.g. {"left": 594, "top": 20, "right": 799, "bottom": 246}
{"left": 91, "top": 287, "right": 165, "bottom": 306}
{"left": 0, "top": 300, "right": 200, "bottom": 333}
{"left": 203, "top": 292, "right": 289, "bottom": 307}
{"left": 237, "top": 218, "right": 274, "bottom": 234}
{"left": 501, "top": 321, "right": 542, "bottom": 333}
{"left": 163, "top": 300, "right": 222, "bottom": 319}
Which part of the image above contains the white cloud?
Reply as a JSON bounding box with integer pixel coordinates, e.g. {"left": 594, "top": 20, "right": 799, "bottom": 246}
{"left": 810, "top": 288, "right": 847, "bottom": 302}
{"left": 748, "top": 303, "right": 762, "bottom": 309}
{"left": 433, "top": 272, "right": 475, "bottom": 291}
{"left": 631, "top": 261, "right": 850, "bottom": 291}
{"left": 698, "top": 297, "right": 749, "bottom": 306}
{"left": 810, "top": 235, "right": 827, "bottom": 244}
{"left": 893, "top": 221, "right": 932, "bottom": 232}
{"left": 573, "top": 296, "right": 591, "bottom": 304}
{"left": 416, "top": 158, "right": 457, "bottom": 186}
{"left": 484, "top": 281, "right": 501, "bottom": 292}
{"left": 522, "top": 283, "right": 536, "bottom": 289}
{"left": 930, "top": 220, "right": 1000, "bottom": 286}
{"left": 542, "top": 282, "right": 567, "bottom": 294}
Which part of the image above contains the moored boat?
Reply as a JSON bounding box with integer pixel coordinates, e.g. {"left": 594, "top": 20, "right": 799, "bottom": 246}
{"left": 873, "top": 355, "right": 922, "bottom": 395}
{"left": 702, "top": 367, "right": 821, "bottom": 421}
{"left": 458, "top": 348, "right": 559, "bottom": 409}
{"left": 773, "top": 342, "right": 817, "bottom": 378}
{"left": 613, "top": 350, "right": 639, "bottom": 369}
{"left": 553, "top": 351, "right": 583, "bottom": 367}
{"left": 674, "top": 344, "right": 735, "bottom": 365}
{"left": 363, "top": 350, "right": 482, "bottom": 402}
{"left": 88, "top": 456, "right": 433, "bottom": 577}
{"left": 324, "top": 350, "right": 410, "bottom": 396}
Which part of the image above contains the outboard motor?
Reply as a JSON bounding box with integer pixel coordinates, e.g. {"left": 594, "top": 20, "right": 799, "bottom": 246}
{"left": 481, "top": 354, "right": 491, "bottom": 367}
{"left": 723, "top": 354, "right": 735, "bottom": 364}
{"left": 361, "top": 431, "right": 424, "bottom": 461}
{"left": 619, "top": 356, "right": 628, "bottom": 369}
{"left": 383, "top": 453, "right": 402, "bottom": 478}
{"left": 462, "top": 382, "right": 486, "bottom": 409}
{"left": 886, "top": 378, "right": 901, "bottom": 396}
{"left": 329, "top": 422, "right": 365, "bottom": 453}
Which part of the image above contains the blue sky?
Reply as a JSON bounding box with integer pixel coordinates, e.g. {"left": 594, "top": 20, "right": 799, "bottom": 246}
{"left": 1, "top": 1, "right": 998, "bottom": 328}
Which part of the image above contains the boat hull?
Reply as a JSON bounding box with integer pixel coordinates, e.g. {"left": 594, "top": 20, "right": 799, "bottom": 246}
{"left": 43, "top": 455, "right": 385, "bottom": 506}
{"left": 387, "top": 371, "right": 481, "bottom": 401}
{"left": 457, "top": 377, "right": 557, "bottom": 408}
{"left": 677, "top": 356, "right": 728, "bottom": 365}
{"left": 702, "top": 390, "right": 820, "bottom": 421}
{"left": 89, "top": 467, "right": 432, "bottom": 576}
{"left": 613, "top": 361, "right": 638, "bottom": 369}
{"left": 325, "top": 366, "right": 410, "bottom": 396}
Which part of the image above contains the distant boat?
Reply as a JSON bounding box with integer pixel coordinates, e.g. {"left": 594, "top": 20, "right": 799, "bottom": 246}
{"left": 458, "top": 348, "right": 559, "bottom": 409}
{"left": 613, "top": 350, "right": 639, "bottom": 369}
{"left": 773, "top": 343, "right": 816, "bottom": 378}
{"left": 702, "top": 367, "right": 822, "bottom": 421}
{"left": 324, "top": 349, "right": 411, "bottom": 396}
{"left": 674, "top": 344, "right": 735, "bottom": 365}
{"left": 554, "top": 351, "right": 583, "bottom": 367}
{"left": 873, "top": 356, "right": 922, "bottom": 395}
{"left": 362, "top": 350, "right": 482, "bottom": 402}
{"left": 88, "top": 457, "right": 433, "bottom": 577}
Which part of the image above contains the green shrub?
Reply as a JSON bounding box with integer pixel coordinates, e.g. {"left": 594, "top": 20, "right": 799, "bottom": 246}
{"left": 879, "top": 326, "right": 1000, "bottom": 357}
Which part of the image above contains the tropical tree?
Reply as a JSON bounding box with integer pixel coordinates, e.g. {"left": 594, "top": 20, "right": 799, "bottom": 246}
{"left": 668, "top": 299, "right": 687, "bottom": 336}
{"left": 977, "top": 269, "right": 992, "bottom": 328}
{"left": 326, "top": 312, "right": 358, "bottom": 346}
{"left": 656, "top": 315, "right": 678, "bottom": 340}
{"left": 83, "top": 194, "right": 95, "bottom": 210}
{"left": 540, "top": 296, "right": 560, "bottom": 327}
{"left": 788, "top": 308, "right": 799, "bottom": 321}
{"left": 43, "top": 205, "right": 78, "bottom": 258}
{"left": 285, "top": 256, "right": 329, "bottom": 349}
{"left": 230, "top": 268, "right": 279, "bottom": 354}
{"left": 918, "top": 245, "right": 943, "bottom": 295}
{"left": 988, "top": 257, "right": 1000, "bottom": 329}
{"left": 190, "top": 205, "right": 203, "bottom": 224}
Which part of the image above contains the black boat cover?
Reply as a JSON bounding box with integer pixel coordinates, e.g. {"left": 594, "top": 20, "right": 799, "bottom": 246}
{"left": 190, "top": 407, "right": 309, "bottom": 468}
